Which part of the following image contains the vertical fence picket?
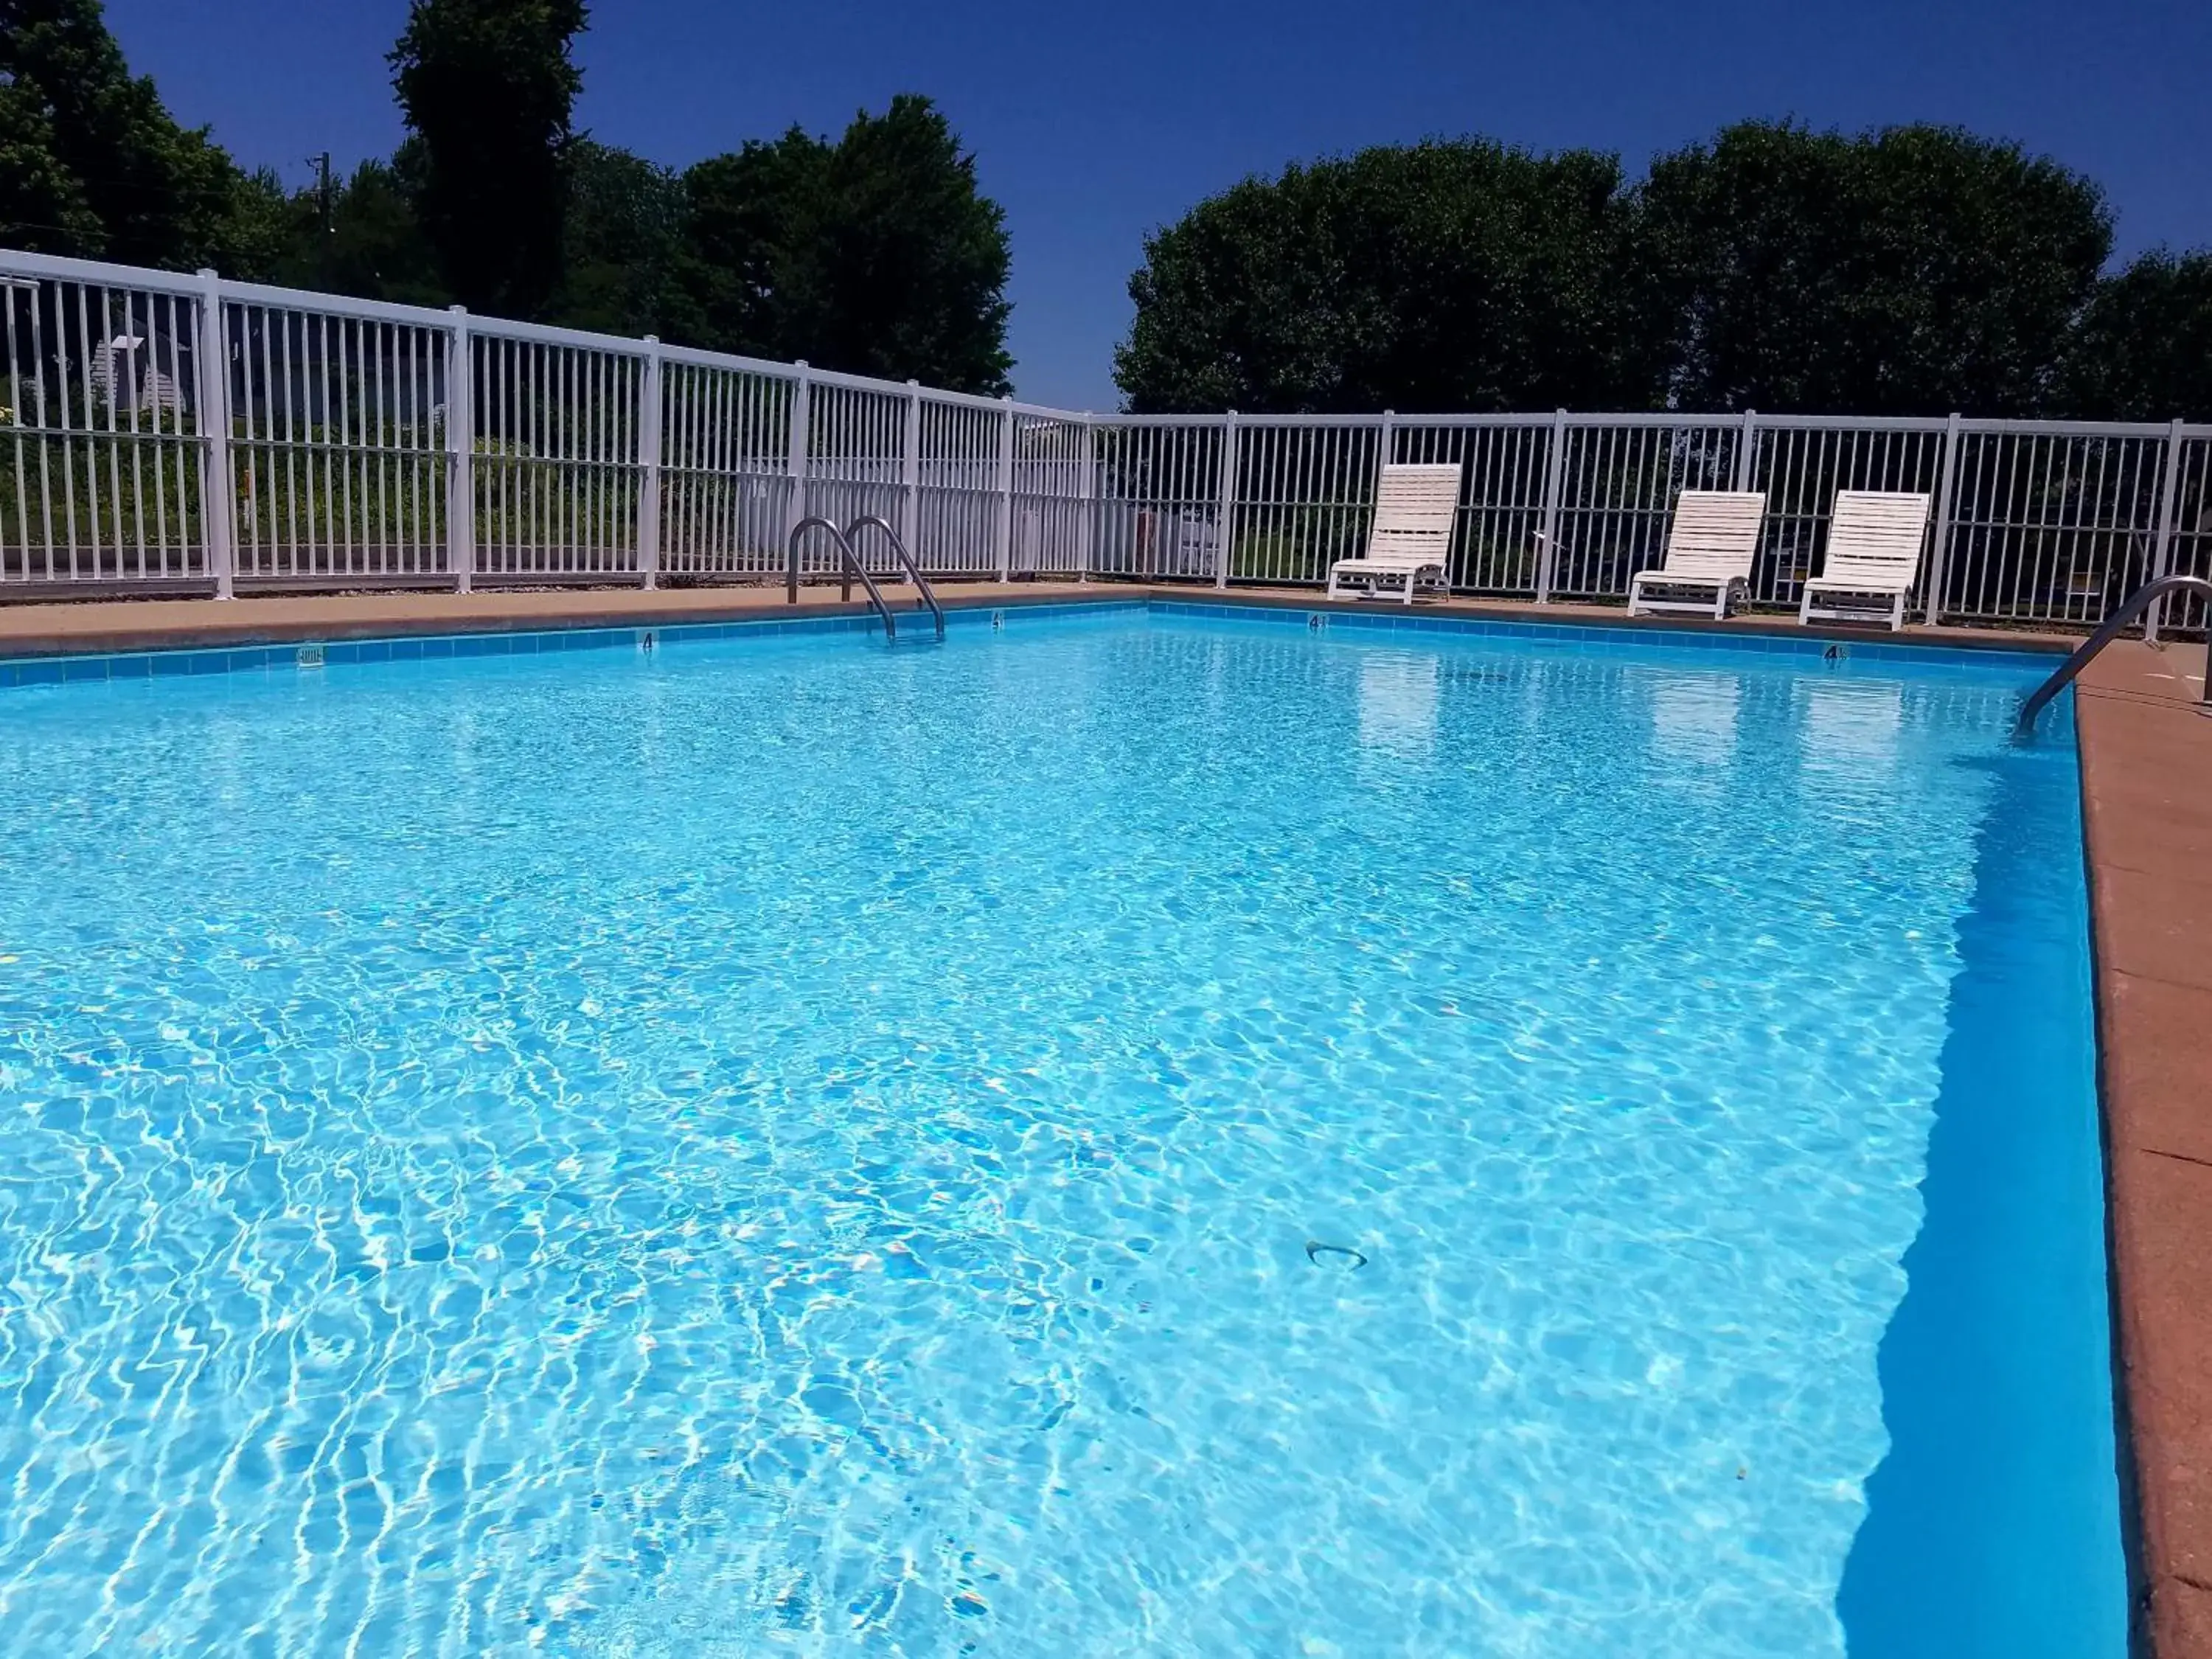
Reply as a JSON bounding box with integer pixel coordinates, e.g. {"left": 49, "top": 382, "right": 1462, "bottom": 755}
{"left": 2146, "top": 419, "right": 2187, "bottom": 644}
{"left": 1535, "top": 409, "right": 1568, "bottom": 603}
{"left": 446, "top": 306, "right": 473, "bottom": 593}
{"left": 995, "top": 397, "right": 1015, "bottom": 584}
{"left": 1214, "top": 413, "right": 1238, "bottom": 590}
{"left": 785, "top": 363, "right": 810, "bottom": 598}
{"left": 1733, "top": 410, "right": 1758, "bottom": 493}
{"left": 901, "top": 382, "right": 921, "bottom": 554}
{"left": 636, "top": 337, "right": 663, "bottom": 589}
{"left": 195, "top": 269, "right": 234, "bottom": 598}
{"left": 1078, "top": 418, "right": 1097, "bottom": 579}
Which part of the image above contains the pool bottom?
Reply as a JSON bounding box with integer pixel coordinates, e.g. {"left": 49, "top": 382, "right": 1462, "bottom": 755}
{"left": 0, "top": 611, "right": 2121, "bottom": 1656}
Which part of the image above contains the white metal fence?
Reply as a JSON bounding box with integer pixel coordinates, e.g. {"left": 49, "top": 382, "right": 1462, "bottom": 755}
{"left": 4, "top": 248, "right": 2208, "bottom": 636}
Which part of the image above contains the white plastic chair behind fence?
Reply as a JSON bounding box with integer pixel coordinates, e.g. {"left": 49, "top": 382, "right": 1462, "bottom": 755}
{"left": 1326, "top": 465, "right": 1461, "bottom": 604}
{"left": 1625, "top": 491, "right": 1768, "bottom": 620}
{"left": 1798, "top": 491, "right": 1935, "bottom": 632}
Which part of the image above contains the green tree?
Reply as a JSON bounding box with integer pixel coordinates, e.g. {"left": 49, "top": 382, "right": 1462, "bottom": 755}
{"left": 548, "top": 140, "right": 687, "bottom": 338}
{"left": 0, "top": 0, "right": 273, "bottom": 274}
{"left": 2059, "top": 250, "right": 2212, "bottom": 421}
{"left": 1113, "top": 139, "right": 1650, "bottom": 414}
{"left": 1633, "top": 121, "right": 2112, "bottom": 415}
{"left": 676, "top": 95, "right": 1012, "bottom": 394}
{"left": 389, "top": 0, "right": 586, "bottom": 318}
{"left": 264, "top": 150, "right": 450, "bottom": 307}
{"left": 678, "top": 129, "right": 821, "bottom": 360}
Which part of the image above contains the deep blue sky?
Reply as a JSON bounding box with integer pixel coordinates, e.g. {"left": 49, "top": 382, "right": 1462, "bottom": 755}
{"left": 106, "top": 0, "right": 2210, "bottom": 411}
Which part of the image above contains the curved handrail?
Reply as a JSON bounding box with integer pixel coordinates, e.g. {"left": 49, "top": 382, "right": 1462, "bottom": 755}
{"left": 844, "top": 515, "right": 945, "bottom": 640}
{"left": 786, "top": 515, "right": 897, "bottom": 640}
{"left": 2014, "top": 574, "right": 2212, "bottom": 738}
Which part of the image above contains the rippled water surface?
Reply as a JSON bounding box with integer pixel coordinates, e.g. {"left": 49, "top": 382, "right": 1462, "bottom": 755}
{"left": 0, "top": 613, "right": 2100, "bottom": 1655}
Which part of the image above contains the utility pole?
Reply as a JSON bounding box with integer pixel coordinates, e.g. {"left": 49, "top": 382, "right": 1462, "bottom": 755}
{"left": 310, "top": 153, "right": 334, "bottom": 234}
{"left": 309, "top": 153, "right": 334, "bottom": 284}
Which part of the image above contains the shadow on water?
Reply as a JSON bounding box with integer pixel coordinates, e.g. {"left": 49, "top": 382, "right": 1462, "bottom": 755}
{"left": 1837, "top": 746, "right": 2127, "bottom": 1656}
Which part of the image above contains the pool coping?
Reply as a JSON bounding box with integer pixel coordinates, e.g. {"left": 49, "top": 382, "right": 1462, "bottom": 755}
{"left": 4, "top": 581, "right": 2205, "bottom": 1653}
{"left": 0, "top": 579, "right": 2080, "bottom": 664}
{"left": 2072, "top": 639, "right": 2212, "bottom": 1659}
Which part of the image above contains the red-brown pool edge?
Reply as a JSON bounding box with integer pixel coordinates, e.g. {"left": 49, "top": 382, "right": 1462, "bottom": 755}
{"left": 2073, "top": 640, "right": 2212, "bottom": 1658}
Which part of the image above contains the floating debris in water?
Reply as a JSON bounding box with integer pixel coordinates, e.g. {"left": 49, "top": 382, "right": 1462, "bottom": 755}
{"left": 1304, "top": 1240, "right": 1368, "bottom": 1270}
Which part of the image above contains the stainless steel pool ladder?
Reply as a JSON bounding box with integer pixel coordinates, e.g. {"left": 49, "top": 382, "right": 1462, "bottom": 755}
{"left": 783, "top": 516, "right": 945, "bottom": 643}
{"left": 843, "top": 516, "right": 945, "bottom": 641}
{"left": 785, "top": 516, "right": 901, "bottom": 641}
{"left": 2014, "top": 574, "right": 2212, "bottom": 738}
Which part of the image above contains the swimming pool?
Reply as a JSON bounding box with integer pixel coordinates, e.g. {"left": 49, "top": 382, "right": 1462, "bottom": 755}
{"left": 0, "top": 604, "right": 2124, "bottom": 1655}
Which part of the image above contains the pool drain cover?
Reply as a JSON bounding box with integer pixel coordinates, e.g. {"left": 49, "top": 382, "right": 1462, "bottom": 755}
{"left": 1304, "top": 1240, "right": 1368, "bottom": 1270}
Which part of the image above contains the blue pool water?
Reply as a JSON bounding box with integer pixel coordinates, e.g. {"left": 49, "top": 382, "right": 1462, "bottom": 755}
{"left": 0, "top": 608, "right": 2123, "bottom": 1655}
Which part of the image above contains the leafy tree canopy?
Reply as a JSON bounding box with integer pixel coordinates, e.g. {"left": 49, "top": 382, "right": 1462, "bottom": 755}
{"left": 679, "top": 95, "right": 1012, "bottom": 394}
{"left": 0, "top": 0, "right": 271, "bottom": 274}
{"left": 547, "top": 139, "right": 687, "bottom": 338}
{"left": 1117, "top": 121, "right": 2183, "bottom": 419}
{"left": 262, "top": 149, "right": 448, "bottom": 307}
{"left": 2059, "top": 249, "right": 2212, "bottom": 422}
{"left": 1116, "top": 139, "right": 1649, "bottom": 414}
{"left": 1635, "top": 121, "right": 2112, "bottom": 415}
{"left": 389, "top": 0, "right": 585, "bottom": 317}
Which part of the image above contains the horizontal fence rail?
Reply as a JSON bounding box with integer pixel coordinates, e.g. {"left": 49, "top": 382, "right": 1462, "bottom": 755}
{"left": 3, "top": 248, "right": 2208, "bottom": 636}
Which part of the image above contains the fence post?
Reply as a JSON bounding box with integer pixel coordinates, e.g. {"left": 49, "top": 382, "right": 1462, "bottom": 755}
{"left": 2145, "top": 417, "right": 2186, "bottom": 645}
{"left": 1922, "top": 411, "right": 1963, "bottom": 626}
{"left": 1078, "top": 416, "right": 1097, "bottom": 581}
{"left": 1214, "top": 411, "right": 1239, "bottom": 590}
{"left": 636, "top": 337, "right": 662, "bottom": 589}
{"left": 446, "top": 305, "right": 473, "bottom": 594}
{"left": 995, "top": 395, "right": 1015, "bottom": 582}
{"left": 1534, "top": 408, "right": 1568, "bottom": 604}
{"left": 1378, "top": 408, "right": 1396, "bottom": 470}
{"left": 192, "top": 269, "right": 235, "bottom": 599}
{"left": 784, "top": 362, "right": 810, "bottom": 602}
{"left": 1733, "top": 408, "right": 1758, "bottom": 491}
{"left": 901, "top": 380, "right": 922, "bottom": 557}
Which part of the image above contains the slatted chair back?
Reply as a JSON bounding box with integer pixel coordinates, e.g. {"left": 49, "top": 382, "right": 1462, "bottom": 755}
{"left": 1821, "top": 491, "right": 1933, "bottom": 589}
{"left": 1656, "top": 491, "right": 1766, "bottom": 580}
{"left": 1364, "top": 465, "right": 1461, "bottom": 566}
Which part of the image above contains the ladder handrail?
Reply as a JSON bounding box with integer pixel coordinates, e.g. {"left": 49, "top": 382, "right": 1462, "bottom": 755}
{"left": 786, "top": 515, "right": 898, "bottom": 640}
{"left": 2015, "top": 573, "right": 2212, "bottom": 737}
{"left": 844, "top": 515, "right": 945, "bottom": 640}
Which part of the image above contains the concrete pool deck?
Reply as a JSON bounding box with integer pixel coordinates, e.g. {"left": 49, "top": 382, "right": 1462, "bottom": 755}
{"left": 2072, "top": 634, "right": 2212, "bottom": 1658}
{"left": 1, "top": 579, "right": 2206, "bottom": 1653}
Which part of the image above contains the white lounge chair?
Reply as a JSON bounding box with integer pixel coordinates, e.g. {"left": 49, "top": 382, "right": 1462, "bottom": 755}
{"left": 1626, "top": 490, "right": 1767, "bottom": 619}
{"left": 1798, "top": 491, "right": 1934, "bottom": 632}
{"left": 1326, "top": 464, "right": 1460, "bottom": 603}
